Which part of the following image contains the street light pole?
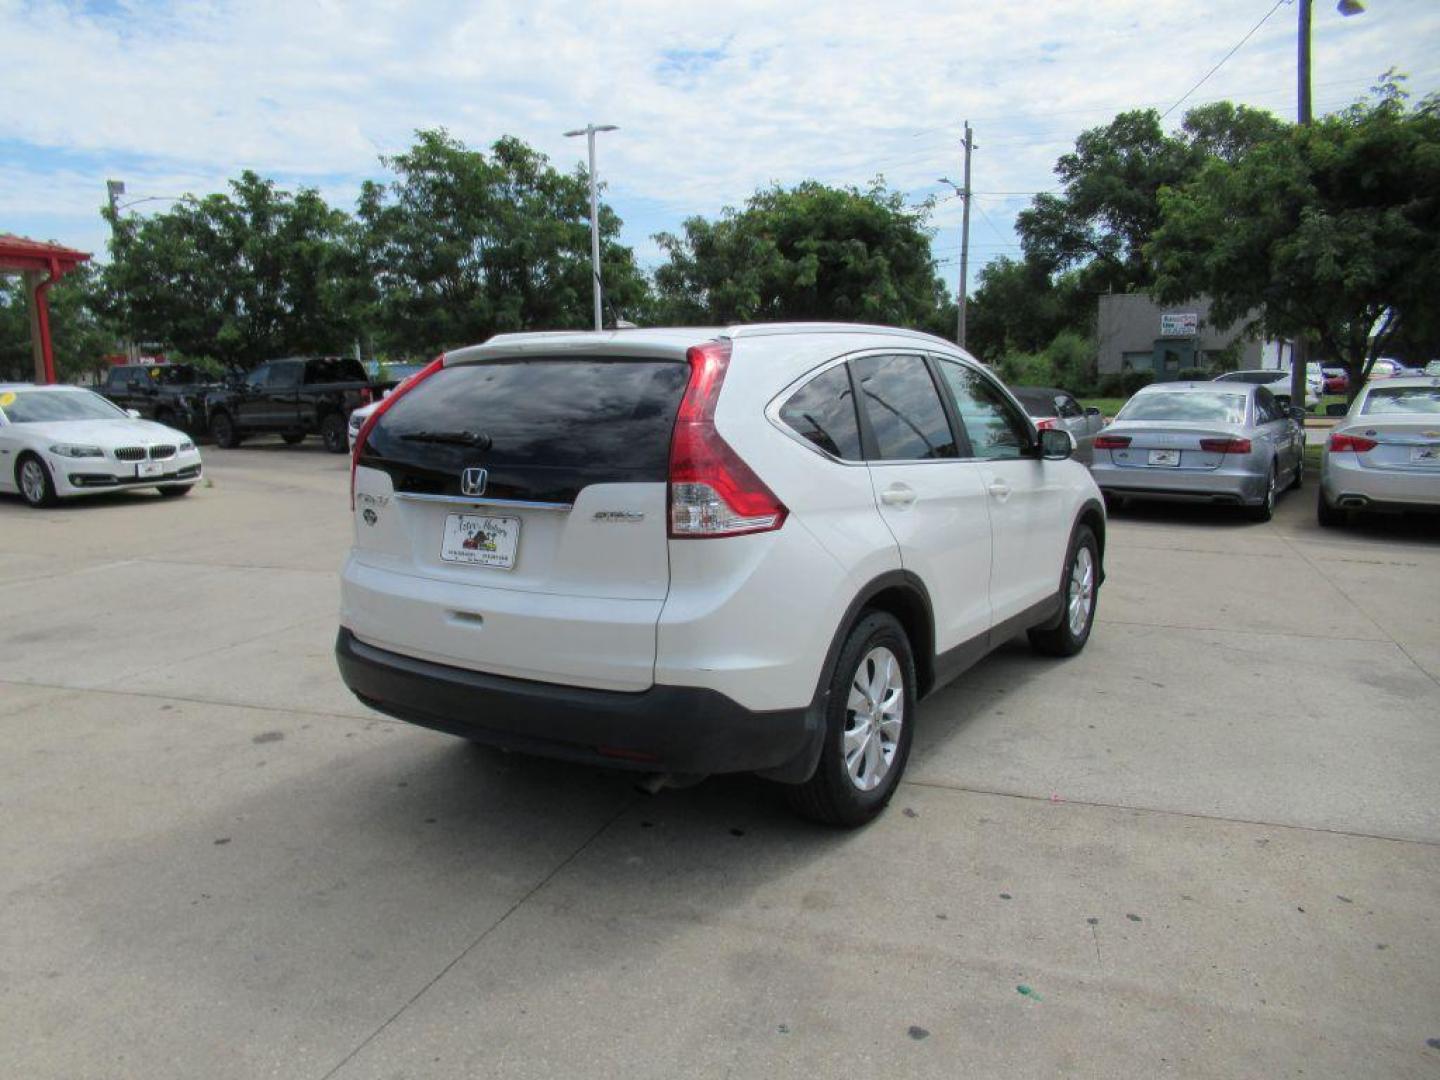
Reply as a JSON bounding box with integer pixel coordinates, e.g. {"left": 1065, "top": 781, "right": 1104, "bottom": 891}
{"left": 564, "top": 123, "right": 619, "bottom": 332}
{"left": 938, "top": 123, "right": 976, "bottom": 351}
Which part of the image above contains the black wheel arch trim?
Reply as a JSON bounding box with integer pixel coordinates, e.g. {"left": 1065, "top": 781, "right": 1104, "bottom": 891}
{"left": 755, "top": 569, "right": 935, "bottom": 785}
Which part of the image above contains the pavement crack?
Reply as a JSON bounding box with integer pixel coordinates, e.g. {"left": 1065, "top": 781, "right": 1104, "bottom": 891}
{"left": 315, "top": 794, "right": 640, "bottom": 1080}
{"left": 899, "top": 779, "right": 1440, "bottom": 848}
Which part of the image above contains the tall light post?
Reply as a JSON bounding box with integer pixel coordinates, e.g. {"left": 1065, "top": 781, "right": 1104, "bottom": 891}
{"left": 104, "top": 182, "right": 199, "bottom": 360}
{"left": 564, "top": 123, "right": 619, "bottom": 331}
{"left": 1292, "top": 0, "right": 1364, "bottom": 410}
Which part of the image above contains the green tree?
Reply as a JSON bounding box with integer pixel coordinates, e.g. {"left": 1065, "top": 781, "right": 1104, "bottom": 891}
{"left": 650, "top": 180, "right": 952, "bottom": 331}
{"left": 103, "top": 173, "right": 357, "bottom": 369}
{"left": 0, "top": 264, "right": 118, "bottom": 383}
{"left": 1149, "top": 83, "right": 1440, "bottom": 398}
{"left": 1016, "top": 103, "right": 1287, "bottom": 295}
{"left": 357, "top": 129, "right": 648, "bottom": 354}
{"left": 966, "top": 256, "right": 1092, "bottom": 363}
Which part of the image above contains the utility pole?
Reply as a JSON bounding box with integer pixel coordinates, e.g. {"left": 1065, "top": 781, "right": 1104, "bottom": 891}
{"left": 938, "top": 122, "right": 975, "bottom": 350}
{"left": 1290, "top": 1, "right": 1313, "bottom": 416}
{"left": 564, "top": 123, "right": 619, "bottom": 332}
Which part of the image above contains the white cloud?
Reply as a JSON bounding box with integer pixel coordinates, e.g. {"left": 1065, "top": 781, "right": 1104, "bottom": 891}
{"left": 2, "top": 0, "right": 1437, "bottom": 269}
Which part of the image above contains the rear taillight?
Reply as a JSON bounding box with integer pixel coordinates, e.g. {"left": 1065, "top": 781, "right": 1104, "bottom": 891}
{"left": 1199, "top": 437, "right": 1253, "bottom": 454}
{"left": 350, "top": 354, "right": 445, "bottom": 509}
{"left": 668, "top": 341, "right": 787, "bottom": 538}
{"left": 1035, "top": 417, "right": 1058, "bottom": 431}
{"left": 1329, "top": 433, "right": 1377, "bottom": 452}
{"left": 1093, "top": 434, "right": 1131, "bottom": 450}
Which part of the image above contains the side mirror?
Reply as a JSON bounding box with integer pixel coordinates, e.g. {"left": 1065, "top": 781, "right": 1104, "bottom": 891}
{"left": 125, "top": 408, "right": 141, "bottom": 419}
{"left": 1039, "top": 427, "right": 1075, "bottom": 460}
{"left": 1085, "top": 406, "right": 1102, "bottom": 417}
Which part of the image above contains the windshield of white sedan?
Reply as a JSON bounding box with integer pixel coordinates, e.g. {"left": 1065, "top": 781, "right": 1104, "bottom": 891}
{"left": 1117, "top": 392, "right": 1247, "bottom": 424}
{"left": 1361, "top": 386, "right": 1440, "bottom": 415}
{"left": 0, "top": 390, "right": 127, "bottom": 424}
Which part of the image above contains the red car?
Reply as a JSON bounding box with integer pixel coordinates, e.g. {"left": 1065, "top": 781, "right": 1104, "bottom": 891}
{"left": 1322, "top": 368, "right": 1349, "bottom": 394}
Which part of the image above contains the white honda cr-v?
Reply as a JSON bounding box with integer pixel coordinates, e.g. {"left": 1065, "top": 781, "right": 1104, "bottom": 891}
{"left": 337, "top": 324, "right": 1105, "bottom": 825}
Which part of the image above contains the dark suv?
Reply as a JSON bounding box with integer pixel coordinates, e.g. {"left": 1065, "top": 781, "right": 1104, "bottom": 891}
{"left": 205, "top": 356, "right": 374, "bottom": 453}
{"left": 100, "top": 364, "right": 217, "bottom": 434}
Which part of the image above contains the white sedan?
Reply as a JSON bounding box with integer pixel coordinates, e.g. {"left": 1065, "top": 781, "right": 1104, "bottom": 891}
{"left": 0, "top": 384, "right": 204, "bottom": 508}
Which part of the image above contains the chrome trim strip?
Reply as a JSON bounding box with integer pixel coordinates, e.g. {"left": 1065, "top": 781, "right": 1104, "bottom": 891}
{"left": 392, "top": 492, "right": 573, "bottom": 512}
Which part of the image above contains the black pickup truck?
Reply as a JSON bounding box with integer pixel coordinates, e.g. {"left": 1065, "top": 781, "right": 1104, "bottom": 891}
{"left": 205, "top": 356, "right": 375, "bottom": 453}
{"left": 99, "top": 364, "right": 218, "bottom": 434}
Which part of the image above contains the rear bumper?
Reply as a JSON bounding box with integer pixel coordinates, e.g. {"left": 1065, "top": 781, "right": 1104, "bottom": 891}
{"left": 1090, "top": 460, "right": 1267, "bottom": 505}
{"left": 1322, "top": 454, "right": 1440, "bottom": 510}
{"left": 335, "top": 628, "right": 817, "bottom": 776}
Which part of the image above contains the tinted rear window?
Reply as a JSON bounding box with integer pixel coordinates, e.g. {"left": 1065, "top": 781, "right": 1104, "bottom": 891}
{"left": 779, "top": 364, "right": 862, "bottom": 460}
{"left": 307, "top": 357, "right": 368, "bottom": 383}
{"left": 363, "top": 358, "right": 689, "bottom": 503}
{"left": 1012, "top": 392, "right": 1055, "bottom": 418}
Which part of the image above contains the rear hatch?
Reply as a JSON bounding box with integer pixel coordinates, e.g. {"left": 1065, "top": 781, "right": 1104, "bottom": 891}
{"left": 347, "top": 354, "right": 690, "bottom": 690}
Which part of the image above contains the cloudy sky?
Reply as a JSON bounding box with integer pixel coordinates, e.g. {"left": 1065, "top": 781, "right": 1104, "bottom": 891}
{"left": 3, "top": 0, "right": 1437, "bottom": 290}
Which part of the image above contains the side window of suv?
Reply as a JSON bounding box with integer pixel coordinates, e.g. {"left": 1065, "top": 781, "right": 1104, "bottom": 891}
{"left": 105, "top": 368, "right": 127, "bottom": 390}
{"left": 778, "top": 364, "right": 862, "bottom": 460}
{"left": 245, "top": 364, "right": 271, "bottom": 390}
{"left": 851, "top": 354, "right": 957, "bottom": 461}
{"left": 936, "top": 360, "right": 1031, "bottom": 461}
{"left": 270, "top": 362, "right": 303, "bottom": 389}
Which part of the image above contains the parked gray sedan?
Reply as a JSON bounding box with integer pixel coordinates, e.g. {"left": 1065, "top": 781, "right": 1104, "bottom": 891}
{"left": 1318, "top": 376, "right": 1440, "bottom": 525}
{"left": 1089, "top": 382, "right": 1304, "bottom": 521}
{"left": 1012, "top": 386, "right": 1106, "bottom": 464}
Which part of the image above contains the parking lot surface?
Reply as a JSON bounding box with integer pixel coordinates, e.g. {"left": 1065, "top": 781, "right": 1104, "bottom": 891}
{"left": 3, "top": 443, "right": 1438, "bottom": 1079}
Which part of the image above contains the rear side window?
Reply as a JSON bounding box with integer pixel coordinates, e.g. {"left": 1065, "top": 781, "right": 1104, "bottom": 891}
{"left": 779, "top": 364, "right": 862, "bottom": 460}
{"left": 307, "top": 357, "right": 367, "bottom": 383}
{"left": 363, "top": 358, "right": 690, "bottom": 503}
{"left": 851, "top": 354, "right": 957, "bottom": 461}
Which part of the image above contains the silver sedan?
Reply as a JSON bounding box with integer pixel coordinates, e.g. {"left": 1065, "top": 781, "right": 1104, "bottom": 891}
{"left": 1011, "top": 386, "right": 1106, "bottom": 464}
{"left": 1088, "top": 382, "right": 1304, "bottom": 522}
{"left": 1318, "top": 376, "right": 1440, "bottom": 525}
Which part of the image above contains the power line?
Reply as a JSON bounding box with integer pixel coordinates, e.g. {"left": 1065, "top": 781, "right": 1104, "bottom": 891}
{"left": 1161, "top": 0, "right": 1289, "bottom": 120}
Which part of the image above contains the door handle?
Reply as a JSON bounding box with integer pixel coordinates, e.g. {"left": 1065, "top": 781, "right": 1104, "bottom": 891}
{"left": 987, "top": 481, "right": 1011, "bottom": 502}
{"left": 880, "top": 485, "right": 916, "bottom": 507}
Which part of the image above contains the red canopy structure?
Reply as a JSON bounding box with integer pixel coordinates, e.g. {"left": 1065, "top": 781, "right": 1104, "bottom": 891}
{"left": 0, "top": 234, "right": 92, "bottom": 384}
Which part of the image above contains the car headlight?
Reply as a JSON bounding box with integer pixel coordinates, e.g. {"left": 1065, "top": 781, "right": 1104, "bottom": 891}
{"left": 178, "top": 439, "right": 196, "bottom": 452}
{"left": 49, "top": 443, "right": 105, "bottom": 458}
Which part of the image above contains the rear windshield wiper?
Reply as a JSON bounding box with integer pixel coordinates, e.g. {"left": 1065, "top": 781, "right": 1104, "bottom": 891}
{"left": 398, "top": 430, "right": 493, "bottom": 450}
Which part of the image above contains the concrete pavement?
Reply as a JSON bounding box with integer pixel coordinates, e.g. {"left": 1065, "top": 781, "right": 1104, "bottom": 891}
{"left": 2, "top": 442, "right": 1438, "bottom": 1079}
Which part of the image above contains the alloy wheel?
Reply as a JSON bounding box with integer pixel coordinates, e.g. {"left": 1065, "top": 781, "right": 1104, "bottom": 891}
{"left": 20, "top": 459, "right": 46, "bottom": 505}
{"left": 843, "top": 646, "right": 904, "bottom": 792}
{"left": 1068, "top": 546, "right": 1096, "bottom": 638}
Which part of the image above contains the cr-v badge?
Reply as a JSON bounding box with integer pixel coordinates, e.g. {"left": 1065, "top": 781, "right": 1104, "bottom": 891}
{"left": 461, "top": 467, "right": 488, "bottom": 497}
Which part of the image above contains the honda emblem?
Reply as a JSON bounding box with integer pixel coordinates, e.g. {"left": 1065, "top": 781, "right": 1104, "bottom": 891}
{"left": 461, "top": 467, "right": 488, "bottom": 497}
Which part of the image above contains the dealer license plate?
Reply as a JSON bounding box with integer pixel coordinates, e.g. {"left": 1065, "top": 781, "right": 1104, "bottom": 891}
{"left": 1410, "top": 445, "right": 1439, "bottom": 464}
{"left": 440, "top": 514, "right": 520, "bottom": 569}
{"left": 1147, "top": 449, "right": 1181, "bottom": 467}
{"left": 136, "top": 461, "right": 164, "bottom": 478}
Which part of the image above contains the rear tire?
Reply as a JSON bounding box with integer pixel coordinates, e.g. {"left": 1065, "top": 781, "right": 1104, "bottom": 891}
{"left": 1028, "top": 525, "right": 1099, "bottom": 657}
{"left": 321, "top": 413, "right": 347, "bottom": 454}
{"left": 1247, "top": 464, "right": 1278, "bottom": 522}
{"left": 16, "top": 453, "right": 58, "bottom": 508}
{"left": 787, "top": 611, "right": 915, "bottom": 828}
{"left": 210, "top": 411, "right": 240, "bottom": 448}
